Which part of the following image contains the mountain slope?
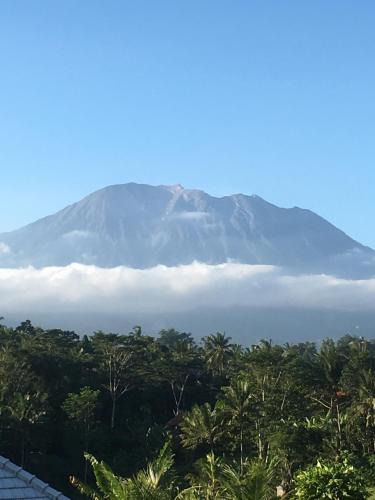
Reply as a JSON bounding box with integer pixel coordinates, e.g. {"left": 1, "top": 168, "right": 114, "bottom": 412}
{"left": 0, "top": 182, "right": 373, "bottom": 277}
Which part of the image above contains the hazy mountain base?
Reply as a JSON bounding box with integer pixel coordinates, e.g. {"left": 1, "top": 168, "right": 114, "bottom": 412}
{"left": 3, "top": 307, "right": 375, "bottom": 343}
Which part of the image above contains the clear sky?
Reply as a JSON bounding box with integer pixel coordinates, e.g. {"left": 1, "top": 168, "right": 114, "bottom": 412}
{"left": 1, "top": 1, "right": 375, "bottom": 247}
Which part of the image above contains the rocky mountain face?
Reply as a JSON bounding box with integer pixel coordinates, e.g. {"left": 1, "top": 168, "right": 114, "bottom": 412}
{"left": 0, "top": 183, "right": 373, "bottom": 277}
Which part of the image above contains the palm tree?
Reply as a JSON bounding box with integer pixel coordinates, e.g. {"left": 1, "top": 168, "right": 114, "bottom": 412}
{"left": 73, "top": 444, "right": 280, "bottom": 500}
{"left": 180, "top": 402, "right": 223, "bottom": 452}
{"left": 203, "top": 332, "right": 233, "bottom": 377}
{"left": 71, "top": 441, "right": 175, "bottom": 500}
{"left": 351, "top": 368, "right": 375, "bottom": 453}
{"left": 177, "top": 452, "right": 226, "bottom": 499}
{"left": 177, "top": 453, "right": 279, "bottom": 500}
{"left": 220, "top": 457, "right": 279, "bottom": 500}
{"left": 313, "top": 339, "right": 345, "bottom": 450}
{"left": 318, "top": 339, "right": 342, "bottom": 391}
{"left": 7, "top": 391, "right": 47, "bottom": 467}
{"left": 220, "top": 379, "right": 253, "bottom": 473}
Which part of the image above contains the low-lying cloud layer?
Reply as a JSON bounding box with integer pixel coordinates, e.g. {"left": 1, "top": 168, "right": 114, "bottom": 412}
{"left": 0, "top": 262, "right": 374, "bottom": 315}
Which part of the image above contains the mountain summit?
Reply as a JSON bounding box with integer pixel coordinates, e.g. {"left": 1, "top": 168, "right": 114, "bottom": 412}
{"left": 0, "top": 183, "right": 373, "bottom": 277}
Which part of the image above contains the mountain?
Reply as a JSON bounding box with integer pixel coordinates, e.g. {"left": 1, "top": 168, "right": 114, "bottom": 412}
{"left": 0, "top": 182, "right": 374, "bottom": 277}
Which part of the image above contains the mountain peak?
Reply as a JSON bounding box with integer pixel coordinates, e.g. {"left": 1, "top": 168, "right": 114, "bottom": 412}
{"left": 0, "top": 182, "right": 373, "bottom": 277}
{"left": 161, "top": 183, "right": 184, "bottom": 193}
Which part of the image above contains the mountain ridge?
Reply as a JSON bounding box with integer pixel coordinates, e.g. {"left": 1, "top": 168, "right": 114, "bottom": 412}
{"left": 0, "top": 182, "right": 373, "bottom": 277}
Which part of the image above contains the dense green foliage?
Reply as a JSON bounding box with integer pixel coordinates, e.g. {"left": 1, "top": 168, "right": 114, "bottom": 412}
{"left": 0, "top": 319, "right": 374, "bottom": 497}
{"left": 293, "top": 454, "right": 367, "bottom": 499}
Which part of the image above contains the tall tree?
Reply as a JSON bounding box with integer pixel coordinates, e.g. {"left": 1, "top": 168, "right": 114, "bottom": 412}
{"left": 102, "top": 344, "right": 133, "bottom": 429}
{"left": 63, "top": 386, "right": 100, "bottom": 481}
{"left": 219, "top": 379, "right": 253, "bottom": 473}
{"left": 203, "top": 332, "right": 233, "bottom": 377}
{"left": 180, "top": 403, "right": 223, "bottom": 453}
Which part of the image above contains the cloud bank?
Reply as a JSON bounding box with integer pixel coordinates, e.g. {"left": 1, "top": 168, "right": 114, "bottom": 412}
{"left": 0, "top": 262, "right": 374, "bottom": 316}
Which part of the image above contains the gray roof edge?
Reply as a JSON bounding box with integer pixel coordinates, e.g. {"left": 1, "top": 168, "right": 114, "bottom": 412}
{"left": 0, "top": 455, "right": 70, "bottom": 499}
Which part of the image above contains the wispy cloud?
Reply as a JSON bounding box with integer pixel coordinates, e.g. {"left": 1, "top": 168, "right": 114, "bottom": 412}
{"left": 0, "top": 243, "right": 10, "bottom": 255}
{"left": 62, "top": 230, "right": 93, "bottom": 241}
{"left": 167, "top": 211, "right": 210, "bottom": 221}
{"left": 0, "top": 263, "right": 374, "bottom": 315}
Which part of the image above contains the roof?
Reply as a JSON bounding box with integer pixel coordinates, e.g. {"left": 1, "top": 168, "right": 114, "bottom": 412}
{"left": 0, "top": 456, "right": 70, "bottom": 500}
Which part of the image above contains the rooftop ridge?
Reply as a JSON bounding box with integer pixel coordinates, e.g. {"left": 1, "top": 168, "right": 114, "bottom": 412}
{"left": 0, "top": 455, "right": 69, "bottom": 499}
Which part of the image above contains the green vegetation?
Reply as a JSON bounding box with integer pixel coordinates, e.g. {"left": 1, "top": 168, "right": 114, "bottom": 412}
{"left": 293, "top": 454, "right": 367, "bottom": 499}
{"left": 0, "top": 319, "right": 374, "bottom": 498}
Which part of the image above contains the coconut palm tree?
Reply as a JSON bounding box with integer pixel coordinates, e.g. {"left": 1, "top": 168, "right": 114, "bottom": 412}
{"left": 203, "top": 332, "right": 233, "bottom": 377}
{"left": 350, "top": 368, "right": 375, "bottom": 453}
{"left": 220, "top": 379, "right": 253, "bottom": 473}
{"left": 73, "top": 443, "right": 280, "bottom": 500}
{"left": 71, "top": 441, "right": 175, "bottom": 500}
{"left": 313, "top": 339, "right": 345, "bottom": 450}
{"left": 177, "top": 453, "right": 279, "bottom": 500}
{"left": 177, "top": 452, "right": 226, "bottom": 499}
{"left": 220, "top": 457, "right": 279, "bottom": 500}
{"left": 180, "top": 402, "right": 223, "bottom": 452}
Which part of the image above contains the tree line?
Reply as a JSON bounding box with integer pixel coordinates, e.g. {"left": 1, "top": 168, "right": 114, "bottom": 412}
{"left": 0, "top": 318, "right": 374, "bottom": 498}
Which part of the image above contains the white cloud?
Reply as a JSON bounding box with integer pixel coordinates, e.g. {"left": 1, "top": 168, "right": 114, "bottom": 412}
{"left": 167, "top": 211, "right": 210, "bottom": 221}
{"left": 0, "top": 262, "right": 374, "bottom": 315}
{"left": 62, "top": 230, "right": 93, "bottom": 241}
{"left": 0, "top": 243, "right": 10, "bottom": 255}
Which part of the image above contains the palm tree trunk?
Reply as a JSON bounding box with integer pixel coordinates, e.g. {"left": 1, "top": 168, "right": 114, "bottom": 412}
{"left": 256, "top": 420, "right": 263, "bottom": 459}
{"left": 84, "top": 426, "right": 89, "bottom": 482}
{"left": 21, "top": 435, "right": 25, "bottom": 468}
{"left": 240, "top": 423, "right": 243, "bottom": 475}
{"left": 336, "top": 402, "right": 342, "bottom": 450}
{"left": 111, "top": 397, "right": 116, "bottom": 429}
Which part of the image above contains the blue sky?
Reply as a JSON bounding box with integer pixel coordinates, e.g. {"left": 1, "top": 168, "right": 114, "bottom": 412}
{"left": 1, "top": 1, "right": 375, "bottom": 247}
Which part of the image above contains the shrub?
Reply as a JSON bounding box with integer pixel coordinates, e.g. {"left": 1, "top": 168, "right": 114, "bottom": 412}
{"left": 293, "top": 454, "right": 367, "bottom": 499}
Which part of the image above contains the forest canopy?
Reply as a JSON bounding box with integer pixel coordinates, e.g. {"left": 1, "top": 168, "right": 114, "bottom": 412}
{"left": 0, "top": 319, "right": 374, "bottom": 498}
